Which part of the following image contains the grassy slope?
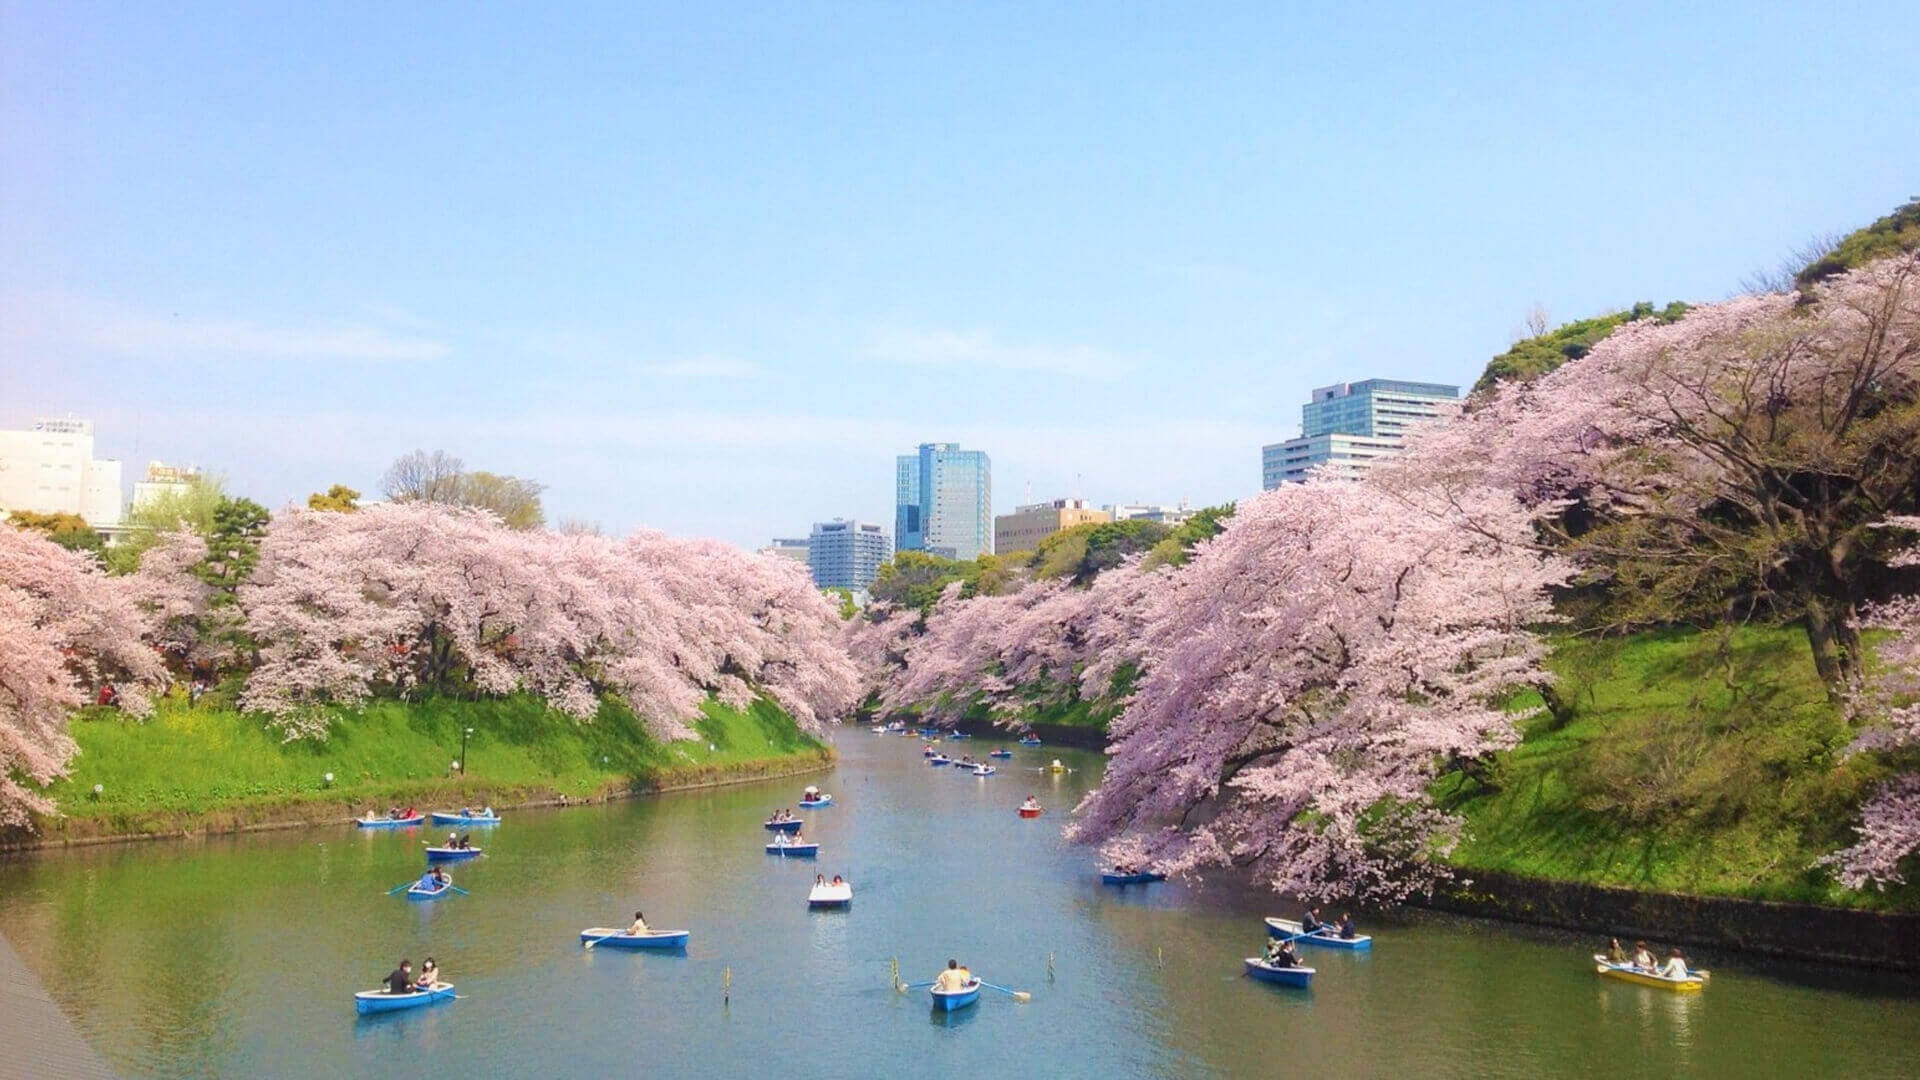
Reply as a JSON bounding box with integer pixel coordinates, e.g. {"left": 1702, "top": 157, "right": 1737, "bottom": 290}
{"left": 1437, "top": 625, "right": 1917, "bottom": 910}
{"left": 38, "top": 693, "right": 827, "bottom": 836}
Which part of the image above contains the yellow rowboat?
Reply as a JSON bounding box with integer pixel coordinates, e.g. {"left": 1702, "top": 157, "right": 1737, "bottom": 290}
{"left": 1593, "top": 955, "right": 1707, "bottom": 991}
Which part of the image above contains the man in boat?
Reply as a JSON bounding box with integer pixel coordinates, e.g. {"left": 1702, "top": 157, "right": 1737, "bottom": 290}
{"left": 423, "top": 866, "right": 450, "bottom": 891}
{"left": 627, "top": 910, "right": 649, "bottom": 936}
{"left": 385, "top": 959, "right": 413, "bottom": 994}
{"left": 802, "top": 785, "right": 819, "bottom": 801}
{"left": 1660, "top": 948, "right": 1691, "bottom": 980}
{"left": 1265, "top": 937, "right": 1301, "bottom": 969}
{"left": 446, "top": 831, "right": 459, "bottom": 848}
{"left": 1337, "top": 912, "right": 1358, "bottom": 940}
{"left": 1301, "top": 907, "right": 1325, "bottom": 933}
{"left": 934, "top": 959, "right": 971, "bottom": 992}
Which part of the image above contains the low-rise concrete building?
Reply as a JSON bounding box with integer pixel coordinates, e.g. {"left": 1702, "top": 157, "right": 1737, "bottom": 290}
{"left": 994, "top": 498, "right": 1111, "bottom": 555}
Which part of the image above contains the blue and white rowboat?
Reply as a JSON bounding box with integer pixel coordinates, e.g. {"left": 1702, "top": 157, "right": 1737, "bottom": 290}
{"left": 1265, "top": 917, "right": 1372, "bottom": 950}
{"left": 930, "top": 980, "right": 982, "bottom": 1011}
{"left": 928, "top": 756, "right": 952, "bottom": 767}
{"left": 765, "top": 818, "right": 803, "bottom": 832}
{"left": 972, "top": 766, "right": 996, "bottom": 777}
{"left": 1244, "top": 958, "right": 1315, "bottom": 987}
{"left": 355, "top": 982, "right": 456, "bottom": 1014}
{"left": 989, "top": 749, "right": 1013, "bottom": 759}
{"left": 429, "top": 811, "right": 500, "bottom": 826}
{"left": 424, "top": 846, "right": 482, "bottom": 862}
{"left": 578, "top": 928, "right": 690, "bottom": 949}
{"left": 808, "top": 881, "right": 853, "bottom": 909}
{"left": 945, "top": 731, "right": 972, "bottom": 740}
{"left": 798, "top": 794, "right": 833, "bottom": 808}
{"left": 1017, "top": 737, "right": 1042, "bottom": 746}
{"left": 766, "top": 840, "right": 820, "bottom": 857}
{"left": 357, "top": 814, "right": 424, "bottom": 829}
{"left": 406, "top": 879, "right": 454, "bottom": 901}
{"left": 1100, "top": 870, "right": 1167, "bottom": 886}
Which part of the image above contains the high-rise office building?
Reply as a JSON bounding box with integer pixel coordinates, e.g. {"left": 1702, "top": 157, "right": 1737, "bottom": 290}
{"left": 0, "top": 417, "right": 124, "bottom": 527}
{"left": 894, "top": 443, "right": 992, "bottom": 560}
{"left": 1261, "top": 379, "right": 1459, "bottom": 488}
{"left": 994, "top": 498, "right": 1110, "bottom": 555}
{"left": 808, "top": 519, "right": 893, "bottom": 590}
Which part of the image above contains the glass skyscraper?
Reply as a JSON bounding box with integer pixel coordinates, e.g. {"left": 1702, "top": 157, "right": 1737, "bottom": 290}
{"left": 1261, "top": 379, "right": 1459, "bottom": 488}
{"left": 894, "top": 442, "right": 992, "bottom": 560}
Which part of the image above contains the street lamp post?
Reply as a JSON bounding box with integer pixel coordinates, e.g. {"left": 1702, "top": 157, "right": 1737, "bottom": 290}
{"left": 460, "top": 727, "right": 474, "bottom": 775}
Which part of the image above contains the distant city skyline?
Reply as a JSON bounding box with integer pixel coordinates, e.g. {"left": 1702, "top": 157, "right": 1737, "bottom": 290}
{"left": 5, "top": 4, "right": 1916, "bottom": 548}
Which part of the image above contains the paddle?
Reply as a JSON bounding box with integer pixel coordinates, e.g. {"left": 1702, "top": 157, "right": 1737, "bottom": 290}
{"left": 583, "top": 931, "right": 622, "bottom": 950}
{"left": 896, "top": 979, "right": 935, "bottom": 993}
{"left": 386, "top": 881, "right": 415, "bottom": 895}
{"left": 976, "top": 979, "right": 1032, "bottom": 1003}
{"left": 445, "top": 884, "right": 469, "bottom": 895}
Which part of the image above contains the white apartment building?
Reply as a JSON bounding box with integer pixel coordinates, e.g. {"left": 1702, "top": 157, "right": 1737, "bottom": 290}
{"left": 0, "top": 417, "right": 124, "bottom": 527}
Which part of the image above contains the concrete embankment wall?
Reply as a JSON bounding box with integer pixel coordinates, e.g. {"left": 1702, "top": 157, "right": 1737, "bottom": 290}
{"left": 1427, "top": 870, "right": 1920, "bottom": 972}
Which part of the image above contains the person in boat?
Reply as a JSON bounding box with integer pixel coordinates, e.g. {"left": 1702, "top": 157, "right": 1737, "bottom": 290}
{"left": 423, "top": 866, "right": 449, "bottom": 890}
{"left": 1338, "top": 912, "right": 1357, "bottom": 940}
{"left": 446, "top": 831, "right": 459, "bottom": 848}
{"left": 415, "top": 957, "right": 438, "bottom": 990}
{"left": 482, "top": 805, "right": 493, "bottom": 818}
{"left": 1301, "top": 907, "right": 1325, "bottom": 933}
{"left": 831, "top": 875, "right": 845, "bottom": 886}
{"left": 1661, "top": 948, "right": 1691, "bottom": 980}
{"left": 1021, "top": 796, "right": 1040, "bottom": 810}
{"left": 385, "top": 959, "right": 413, "bottom": 994}
{"left": 627, "top": 910, "right": 649, "bottom": 935}
{"left": 933, "top": 959, "right": 971, "bottom": 992}
{"left": 1632, "top": 941, "right": 1655, "bottom": 971}
{"left": 1264, "top": 937, "right": 1300, "bottom": 968}
{"left": 1606, "top": 938, "right": 1628, "bottom": 964}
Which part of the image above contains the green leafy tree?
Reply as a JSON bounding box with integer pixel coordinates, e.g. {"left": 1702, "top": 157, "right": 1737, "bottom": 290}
{"left": 1796, "top": 196, "right": 1920, "bottom": 289}
{"left": 380, "top": 450, "right": 545, "bottom": 529}
{"left": 1476, "top": 302, "right": 1690, "bottom": 392}
{"left": 1144, "top": 503, "right": 1235, "bottom": 567}
{"left": 306, "top": 484, "right": 361, "bottom": 512}
{"left": 869, "top": 551, "right": 969, "bottom": 611}
{"left": 1031, "top": 519, "right": 1171, "bottom": 584}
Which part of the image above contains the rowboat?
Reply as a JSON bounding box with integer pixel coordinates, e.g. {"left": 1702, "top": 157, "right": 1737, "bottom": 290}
{"left": 971, "top": 766, "right": 996, "bottom": 777}
{"left": 406, "top": 879, "right": 455, "bottom": 901}
{"left": 1265, "top": 917, "right": 1371, "bottom": 950}
{"left": 1593, "top": 955, "right": 1706, "bottom": 991}
{"left": 1101, "top": 870, "right": 1167, "bottom": 886}
{"left": 357, "top": 814, "right": 424, "bottom": 829}
{"left": 1018, "top": 737, "right": 1042, "bottom": 746}
{"left": 429, "top": 811, "right": 500, "bottom": 826}
{"left": 928, "top": 755, "right": 952, "bottom": 767}
{"left": 424, "top": 846, "right": 483, "bottom": 862}
{"left": 765, "top": 818, "right": 803, "bottom": 832}
{"left": 1018, "top": 805, "right": 1044, "bottom": 818}
{"left": 579, "top": 928, "right": 691, "bottom": 949}
{"left": 798, "top": 794, "right": 833, "bottom": 808}
{"left": 765, "top": 840, "right": 820, "bottom": 857}
{"left": 1045, "top": 759, "right": 1068, "bottom": 774}
{"left": 1243, "top": 958, "right": 1315, "bottom": 988}
{"left": 946, "top": 731, "right": 972, "bottom": 739}
{"left": 808, "top": 880, "right": 853, "bottom": 908}
{"left": 354, "top": 982, "right": 455, "bottom": 1014}
{"left": 930, "top": 980, "right": 982, "bottom": 1011}
{"left": 989, "top": 750, "right": 1012, "bottom": 759}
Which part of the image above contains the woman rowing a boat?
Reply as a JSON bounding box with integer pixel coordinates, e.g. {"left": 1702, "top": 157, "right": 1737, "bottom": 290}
{"left": 1660, "top": 948, "right": 1690, "bottom": 980}
{"left": 627, "top": 911, "right": 649, "bottom": 936}
{"left": 1338, "top": 913, "right": 1357, "bottom": 940}
{"left": 1265, "top": 937, "right": 1300, "bottom": 969}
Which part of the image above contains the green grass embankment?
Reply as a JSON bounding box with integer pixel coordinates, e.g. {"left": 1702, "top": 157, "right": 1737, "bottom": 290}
{"left": 23, "top": 693, "right": 830, "bottom": 846}
{"left": 1437, "top": 625, "right": 1918, "bottom": 911}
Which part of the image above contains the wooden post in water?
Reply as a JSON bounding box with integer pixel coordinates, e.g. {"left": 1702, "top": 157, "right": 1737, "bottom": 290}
{"left": 724, "top": 965, "right": 731, "bottom": 1007}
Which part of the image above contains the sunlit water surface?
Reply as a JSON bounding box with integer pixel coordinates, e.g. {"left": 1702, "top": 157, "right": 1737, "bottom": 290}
{"left": 2, "top": 734, "right": 1918, "bottom": 1078}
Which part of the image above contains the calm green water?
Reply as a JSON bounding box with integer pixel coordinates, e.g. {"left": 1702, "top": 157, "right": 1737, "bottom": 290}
{"left": 2, "top": 732, "right": 1918, "bottom": 1078}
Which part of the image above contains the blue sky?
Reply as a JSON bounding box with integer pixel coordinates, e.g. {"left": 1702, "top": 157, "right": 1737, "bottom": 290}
{"left": 4, "top": 2, "right": 1916, "bottom": 548}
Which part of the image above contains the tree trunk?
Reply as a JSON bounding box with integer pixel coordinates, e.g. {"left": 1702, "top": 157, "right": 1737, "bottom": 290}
{"left": 1536, "top": 679, "right": 1575, "bottom": 730}
{"left": 1803, "top": 598, "right": 1857, "bottom": 702}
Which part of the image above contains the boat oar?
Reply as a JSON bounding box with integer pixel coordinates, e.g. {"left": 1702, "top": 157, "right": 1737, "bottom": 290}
{"left": 897, "top": 979, "right": 934, "bottom": 994}
{"left": 977, "top": 979, "right": 1031, "bottom": 1003}
{"left": 583, "top": 932, "right": 621, "bottom": 950}
{"left": 445, "top": 884, "right": 469, "bottom": 895}
{"left": 386, "top": 881, "right": 415, "bottom": 895}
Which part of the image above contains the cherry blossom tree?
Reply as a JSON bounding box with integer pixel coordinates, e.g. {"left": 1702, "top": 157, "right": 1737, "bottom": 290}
{"left": 1067, "top": 480, "right": 1570, "bottom": 902}
{"left": 240, "top": 503, "right": 858, "bottom": 741}
{"left": 0, "top": 526, "right": 176, "bottom": 826}
{"left": 1408, "top": 254, "right": 1920, "bottom": 697}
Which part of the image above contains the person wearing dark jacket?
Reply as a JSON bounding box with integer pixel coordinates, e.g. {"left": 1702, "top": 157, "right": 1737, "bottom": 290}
{"left": 385, "top": 960, "right": 413, "bottom": 994}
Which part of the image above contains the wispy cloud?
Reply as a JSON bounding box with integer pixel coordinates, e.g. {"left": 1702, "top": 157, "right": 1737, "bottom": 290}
{"left": 866, "top": 327, "right": 1130, "bottom": 376}
{"left": 1, "top": 292, "right": 451, "bottom": 362}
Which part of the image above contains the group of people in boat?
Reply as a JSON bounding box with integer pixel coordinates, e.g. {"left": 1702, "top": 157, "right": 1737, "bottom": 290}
{"left": 416, "top": 866, "right": 452, "bottom": 892}
{"left": 801, "top": 786, "right": 822, "bottom": 802}
{"left": 932, "top": 958, "right": 976, "bottom": 991}
{"left": 771, "top": 829, "right": 809, "bottom": 847}
{"left": 1020, "top": 796, "right": 1042, "bottom": 812}
{"left": 1301, "top": 907, "right": 1359, "bottom": 940}
{"left": 441, "top": 832, "right": 476, "bottom": 850}
{"left": 374, "top": 805, "right": 418, "bottom": 821}
{"left": 812, "top": 874, "right": 847, "bottom": 888}
{"left": 767, "top": 808, "right": 798, "bottom": 823}
{"left": 1263, "top": 936, "right": 1302, "bottom": 969}
{"left": 1606, "top": 938, "right": 1694, "bottom": 979}
{"left": 383, "top": 956, "right": 444, "bottom": 994}
{"left": 453, "top": 805, "right": 494, "bottom": 819}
